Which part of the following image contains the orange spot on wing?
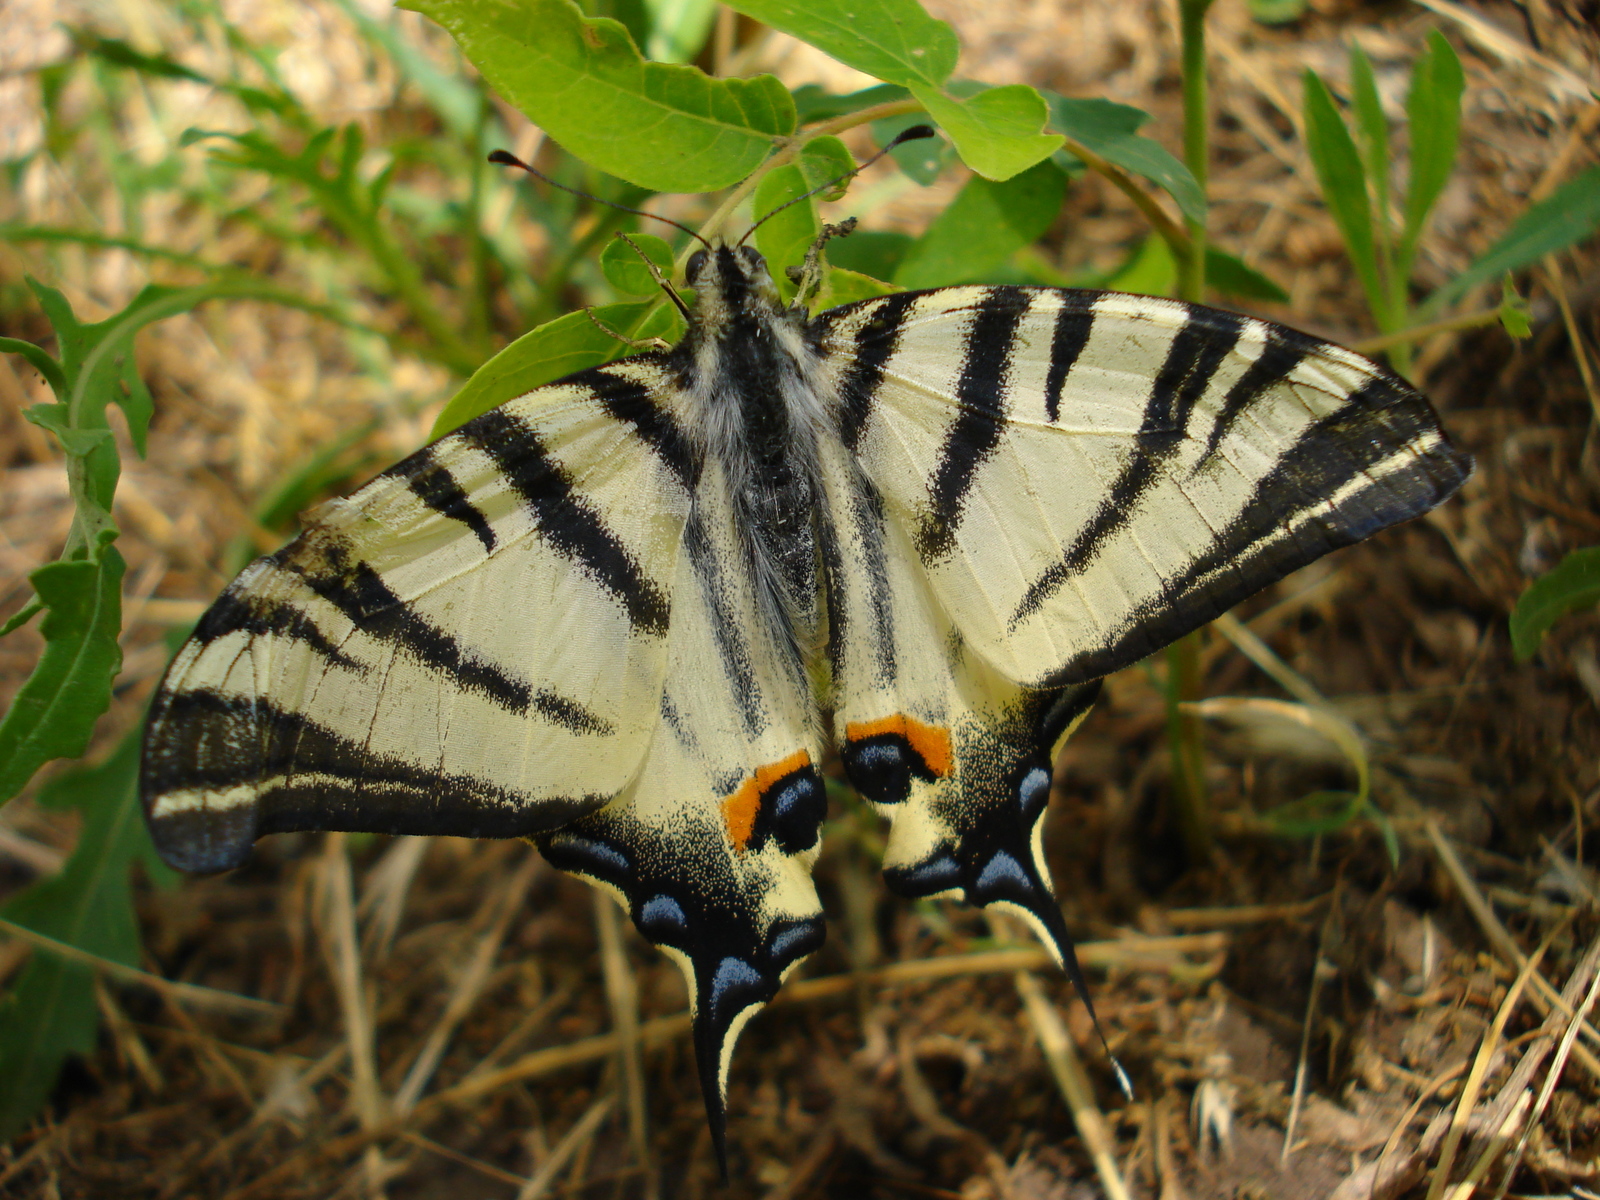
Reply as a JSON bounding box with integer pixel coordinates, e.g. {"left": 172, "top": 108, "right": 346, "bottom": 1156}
{"left": 843, "top": 714, "right": 952, "bottom": 778}
{"left": 722, "top": 749, "right": 812, "bottom": 851}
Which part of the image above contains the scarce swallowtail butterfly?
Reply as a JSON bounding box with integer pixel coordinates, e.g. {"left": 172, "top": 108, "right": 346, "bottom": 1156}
{"left": 141, "top": 172, "right": 1471, "bottom": 1164}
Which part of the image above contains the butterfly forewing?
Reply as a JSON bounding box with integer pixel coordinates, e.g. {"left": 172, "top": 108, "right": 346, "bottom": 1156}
{"left": 142, "top": 365, "right": 696, "bottom": 872}
{"left": 815, "top": 287, "right": 1471, "bottom": 690}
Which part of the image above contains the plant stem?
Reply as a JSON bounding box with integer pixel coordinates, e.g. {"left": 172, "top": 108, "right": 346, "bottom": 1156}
{"left": 1175, "top": 0, "right": 1213, "bottom": 305}
{"left": 1168, "top": 0, "right": 1216, "bottom": 864}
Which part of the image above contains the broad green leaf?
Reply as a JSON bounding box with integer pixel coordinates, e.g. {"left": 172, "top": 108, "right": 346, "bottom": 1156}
{"left": 432, "top": 301, "right": 685, "bottom": 436}
{"left": 1400, "top": 31, "right": 1464, "bottom": 272}
{"left": 754, "top": 136, "right": 855, "bottom": 293}
{"left": 1511, "top": 547, "right": 1600, "bottom": 661}
{"left": 1427, "top": 166, "right": 1600, "bottom": 313}
{"left": 793, "top": 83, "right": 911, "bottom": 124}
{"left": 722, "top": 0, "right": 957, "bottom": 88}
{"left": 817, "top": 266, "right": 901, "bottom": 309}
{"left": 0, "top": 732, "right": 153, "bottom": 1141}
{"left": 403, "top": 0, "right": 794, "bottom": 193}
{"left": 893, "top": 158, "right": 1067, "bottom": 288}
{"left": 1205, "top": 247, "right": 1289, "bottom": 302}
{"left": 1347, "top": 43, "right": 1390, "bottom": 230}
{"left": 0, "top": 337, "right": 65, "bottom": 394}
{"left": 643, "top": 0, "right": 718, "bottom": 62}
{"left": 600, "top": 233, "right": 676, "bottom": 294}
{"left": 0, "top": 549, "right": 125, "bottom": 806}
{"left": 1045, "top": 94, "right": 1205, "bottom": 225}
{"left": 1303, "top": 70, "right": 1387, "bottom": 328}
{"left": 913, "top": 84, "right": 1062, "bottom": 181}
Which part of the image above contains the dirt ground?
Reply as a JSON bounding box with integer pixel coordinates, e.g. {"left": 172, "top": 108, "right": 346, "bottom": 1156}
{"left": 1, "top": 0, "right": 1598, "bottom": 1197}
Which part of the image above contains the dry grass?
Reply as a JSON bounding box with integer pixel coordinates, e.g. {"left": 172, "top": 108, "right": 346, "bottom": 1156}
{"left": 1, "top": 0, "right": 1599, "bottom": 1196}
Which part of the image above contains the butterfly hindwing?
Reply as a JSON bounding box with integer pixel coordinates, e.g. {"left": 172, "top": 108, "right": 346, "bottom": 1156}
{"left": 816, "top": 287, "right": 1471, "bottom": 689}
{"left": 142, "top": 360, "right": 697, "bottom": 872}
{"left": 539, "top": 451, "right": 828, "bottom": 1161}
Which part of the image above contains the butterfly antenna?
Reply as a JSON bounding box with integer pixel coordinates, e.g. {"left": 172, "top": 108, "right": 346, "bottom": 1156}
{"left": 488, "top": 149, "right": 710, "bottom": 249}
{"left": 738, "top": 124, "right": 938, "bottom": 246}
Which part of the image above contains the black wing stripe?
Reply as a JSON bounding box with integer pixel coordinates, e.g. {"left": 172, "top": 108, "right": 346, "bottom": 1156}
{"left": 191, "top": 590, "right": 365, "bottom": 673}
{"left": 917, "top": 289, "right": 1030, "bottom": 561}
{"left": 1012, "top": 307, "right": 1246, "bottom": 625}
{"left": 1195, "top": 325, "right": 1313, "bottom": 470}
{"left": 836, "top": 291, "right": 919, "bottom": 452}
{"left": 466, "top": 407, "right": 671, "bottom": 636}
{"left": 683, "top": 510, "right": 765, "bottom": 735}
{"left": 1043, "top": 297, "right": 1098, "bottom": 424}
{"left": 280, "top": 540, "right": 612, "bottom": 735}
{"left": 399, "top": 445, "right": 496, "bottom": 553}
{"left": 588, "top": 366, "right": 699, "bottom": 489}
{"left": 1039, "top": 378, "right": 1472, "bottom": 685}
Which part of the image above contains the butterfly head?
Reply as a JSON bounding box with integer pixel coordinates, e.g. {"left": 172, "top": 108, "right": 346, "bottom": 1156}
{"left": 682, "top": 242, "right": 786, "bottom": 331}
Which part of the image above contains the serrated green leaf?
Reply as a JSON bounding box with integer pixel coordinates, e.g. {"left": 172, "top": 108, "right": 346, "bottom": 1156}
{"left": 1303, "top": 70, "right": 1387, "bottom": 328}
{"left": 403, "top": 0, "right": 794, "bottom": 193}
{"left": 893, "top": 158, "right": 1066, "bottom": 288}
{"left": 600, "top": 233, "right": 676, "bottom": 295}
{"left": 1510, "top": 547, "right": 1600, "bottom": 661}
{"left": 1044, "top": 94, "right": 1206, "bottom": 225}
{"left": 0, "top": 731, "right": 151, "bottom": 1141}
{"left": 913, "top": 84, "right": 1062, "bottom": 181}
{"left": 722, "top": 0, "right": 957, "bottom": 88}
{"left": 1427, "top": 166, "right": 1600, "bottom": 313}
{"left": 1401, "top": 31, "right": 1464, "bottom": 272}
{"left": 0, "top": 337, "right": 65, "bottom": 394}
{"left": 0, "top": 550, "right": 125, "bottom": 806}
{"left": 1205, "top": 247, "right": 1289, "bottom": 302}
{"left": 754, "top": 136, "right": 854, "bottom": 293}
{"left": 432, "top": 301, "right": 685, "bottom": 437}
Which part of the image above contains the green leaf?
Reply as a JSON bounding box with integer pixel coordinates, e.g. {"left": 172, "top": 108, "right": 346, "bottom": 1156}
{"left": 1347, "top": 43, "right": 1391, "bottom": 231}
{"left": 722, "top": 0, "right": 958, "bottom": 88}
{"left": 1400, "top": 31, "right": 1464, "bottom": 273}
{"left": 913, "top": 84, "right": 1062, "bottom": 181}
{"left": 431, "top": 301, "right": 685, "bottom": 437}
{"left": 1302, "top": 70, "right": 1387, "bottom": 329}
{"left": 1498, "top": 276, "right": 1532, "bottom": 339}
{"left": 793, "top": 82, "right": 911, "bottom": 123}
{"left": 817, "top": 266, "right": 901, "bottom": 308}
{"left": 0, "top": 337, "right": 66, "bottom": 394}
{"left": 754, "top": 136, "right": 855, "bottom": 293}
{"left": 1510, "top": 547, "right": 1600, "bottom": 661}
{"left": 23, "top": 403, "right": 114, "bottom": 457}
{"left": 893, "top": 158, "right": 1067, "bottom": 288}
{"left": 826, "top": 229, "right": 914, "bottom": 281}
{"left": 600, "top": 233, "right": 676, "bottom": 295}
{"left": 402, "top": 0, "right": 794, "bottom": 193}
{"left": 0, "top": 731, "right": 154, "bottom": 1141}
{"left": 1427, "top": 165, "right": 1600, "bottom": 314}
{"left": 1045, "top": 94, "right": 1206, "bottom": 225}
{"left": 0, "top": 549, "right": 125, "bottom": 806}
{"left": 1205, "top": 247, "right": 1290, "bottom": 302}
{"left": 1106, "top": 235, "right": 1177, "bottom": 297}
{"left": 1258, "top": 789, "right": 1365, "bottom": 837}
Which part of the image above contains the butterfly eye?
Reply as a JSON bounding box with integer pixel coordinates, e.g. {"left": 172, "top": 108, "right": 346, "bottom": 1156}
{"left": 738, "top": 244, "right": 763, "bottom": 270}
{"left": 685, "top": 248, "right": 709, "bottom": 282}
